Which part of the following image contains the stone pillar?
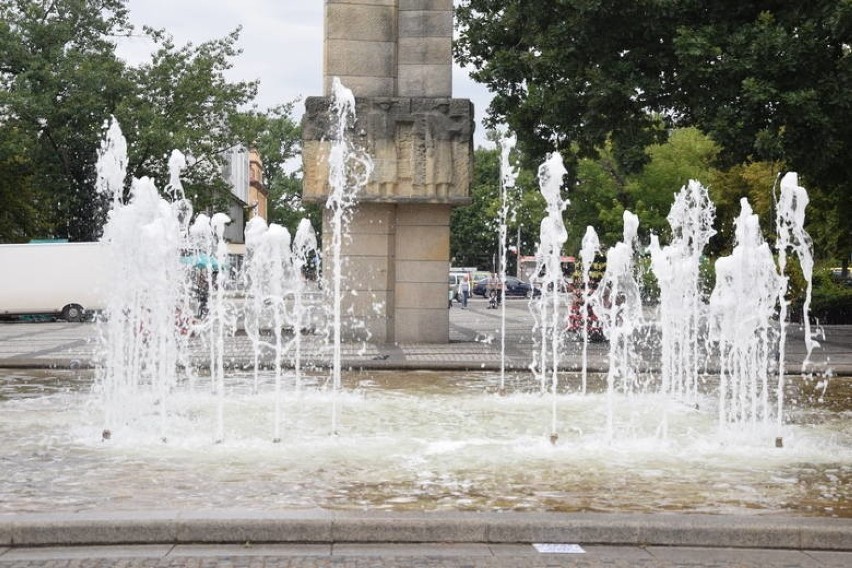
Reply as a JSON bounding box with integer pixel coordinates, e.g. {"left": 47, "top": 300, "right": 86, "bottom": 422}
{"left": 398, "top": 0, "right": 453, "bottom": 97}
{"left": 324, "top": 0, "right": 397, "bottom": 97}
{"left": 305, "top": 0, "right": 472, "bottom": 343}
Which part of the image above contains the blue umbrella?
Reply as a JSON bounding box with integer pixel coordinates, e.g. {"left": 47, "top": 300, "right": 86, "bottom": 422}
{"left": 180, "top": 254, "right": 222, "bottom": 270}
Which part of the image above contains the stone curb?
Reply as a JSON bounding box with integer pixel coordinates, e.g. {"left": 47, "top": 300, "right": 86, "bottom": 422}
{"left": 1, "top": 512, "right": 850, "bottom": 550}
{"left": 2, "top": 356, "right": 849, "bottom": 377}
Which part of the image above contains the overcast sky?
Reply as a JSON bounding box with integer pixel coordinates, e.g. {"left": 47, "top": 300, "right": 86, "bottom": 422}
{"left": 115, "top": 0, "right": 494, "bottom": 148}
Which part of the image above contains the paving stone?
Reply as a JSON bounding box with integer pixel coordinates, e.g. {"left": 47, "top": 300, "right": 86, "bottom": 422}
{"left": 169, "top": 544, "right": 330, "bottom": 557}
{"left": 581, "top": 545, "right": 656, "bottom": 562}
{"left": 805, "top": 549, "right": 852, "bottom": 567}
{"left": 0, "top": 545, "right": 172, "bottom": 560}
{"left": 646, "top": 546, "right": 817, "bottom": 566}
{"left": 332, "top": 543, "right": 492, "bottom": 556}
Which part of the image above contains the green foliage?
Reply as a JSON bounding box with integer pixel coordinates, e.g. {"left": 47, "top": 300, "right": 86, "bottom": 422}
{"left": 115, "top": 26, "right": 258, "bottom": 213}
{"left": 0, "top": 125, "right": 48, "bottom": 242}
{"left": 806, "top": 268, "right": 852, "bottom": 325}
{"left": 451, "top": 148, "right": 501, "bottom": 269}
{"left": 456, "top": 0, "right": 675, "bottom": 170}
{"left": 707, "top": 161, "right": 780, "bottom": 255}
{"left": 573, "top": 143, "right": 627, "bottom": 249}
{"left": 0, "top": 3, "right": 304, "bottom": 243}
{"left": 0, "top": 0, "right": 132, "bottom": 241}
{"left": 627, "top": 128, "right": 720, "bottom": 240}
{"left": 456, "top": 0, "right": 852, "bottom": 261}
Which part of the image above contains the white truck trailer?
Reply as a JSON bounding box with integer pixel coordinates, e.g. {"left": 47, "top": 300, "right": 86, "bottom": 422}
{"left": 0, "top": 242, "right": 110, "bottom": 321}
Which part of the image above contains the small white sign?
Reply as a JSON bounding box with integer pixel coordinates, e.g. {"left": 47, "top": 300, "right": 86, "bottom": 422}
{"left": 533, "top": 543, "right": 586, "bottom": 554}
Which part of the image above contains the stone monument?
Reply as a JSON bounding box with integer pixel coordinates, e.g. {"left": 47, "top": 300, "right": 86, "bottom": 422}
{"left": 302, "top": 0, "right": 473, "bottom": 343}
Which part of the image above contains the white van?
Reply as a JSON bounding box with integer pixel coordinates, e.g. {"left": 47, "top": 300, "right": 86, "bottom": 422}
{"left": 0, "top": 242, "right": 110, "bottom": 321}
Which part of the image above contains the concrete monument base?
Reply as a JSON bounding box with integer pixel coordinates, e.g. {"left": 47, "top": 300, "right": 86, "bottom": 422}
{"left": 322, "top": 203, "right": 451, "bottom": 343}
{"left": 303, "top": 0, "right": 472, "bottom": 344}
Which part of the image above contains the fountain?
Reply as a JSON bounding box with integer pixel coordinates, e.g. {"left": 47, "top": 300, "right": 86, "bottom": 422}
{"left": 0, "top": 87, "right": 849, "bottom": 520}
{"left": 649, "top": 180, "right": 716, "bottom": 407}
{"left": 497, "top": 134, "right": 518, "bottom": 392}
{"left": 578, "top": 226, "right": 601, "bottom": 394}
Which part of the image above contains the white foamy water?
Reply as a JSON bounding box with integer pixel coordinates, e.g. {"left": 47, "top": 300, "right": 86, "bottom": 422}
{"left": 1, "top": 370, "right": 849, "bottom": 516}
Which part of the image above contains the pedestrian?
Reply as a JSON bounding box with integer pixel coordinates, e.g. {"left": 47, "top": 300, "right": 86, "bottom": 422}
{"left": 459, "top": 275, "right": 471, "bottom": 309}
{"left": 486, "top": 272, "right": 501, "bottom": 309}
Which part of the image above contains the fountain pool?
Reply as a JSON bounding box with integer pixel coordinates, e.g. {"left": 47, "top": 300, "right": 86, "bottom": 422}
{"left": 2, "top": 368, "right": 849, "bottom": 516}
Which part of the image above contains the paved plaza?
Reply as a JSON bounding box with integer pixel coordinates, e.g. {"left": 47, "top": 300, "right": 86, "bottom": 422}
{"left": 1, "top": 543, "right": 850, "bottom": 567}
{"left": 1, "top": 511, "right": 850, "bottom": 567}
{"left": 1, "top": 300, "right": 850, "bottom": 566}
{"left": 0, "top": 296, "right": 850, "bottom": 375}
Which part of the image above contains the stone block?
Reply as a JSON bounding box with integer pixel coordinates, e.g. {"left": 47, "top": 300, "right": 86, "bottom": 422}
{"left": 800, "top": 523, "right": 852, "bottom": 550}
{"left": 394, "top": 307, "right": 448, "bottom": 342}
{"left": 480, "top": 513, "right": 641, "bottom": 544}
{"left": 325, "top": 39, "right": 396, "bottom": 79}
{"left": 331, "top": 513, "right": 484, "bottom": 542}
{"left": 396, "top": 203, "right": 450, "bottom": 226}
{"left": 396, "top": 225, "right": 449, "bottom": 261}
{"left": 636, "top": 516, "right": 799, "bottom": 549}
{"left": 316, "top": 248, "right": 392, "bottom": 290}
{"left": 396, "top": 260, "right": 448, "bottom": 283}
{"left": 9, "top": 512, "right": 178, "bottom": 546}
{"left": 399, "top": 10, "right": 453, "bottom": 38}
{"left": 399, "top": 0, "right": 453, "bottom": 11}
{"left": 328, "top": 256, "right": 390, "bottom": 292}
{"left": 398, "top": 64, "right": 452, "bottom": 97}
{"left": 399, "top": 37, "right": 452, "bottom": 66}
{"left": 176, "top": 511, "right": 332, "bottom": 543}
{"left": 338, "top": 232, "right": 394, "bottom": 258}
{"left": 327, "top": 0, "right": 396, "bottom": 5}
{"left": 340, "top": 315, "right": 391, "bottom": 342}
{"left": 395, "top": 281, "right": 448, "bottom": 308}
{"left": 326, "top": 4, "right": 396, "bottom": 42}
{"left": 323, "top": 75, "right": 396, "bottom": 98}
{"left": 0, "top": 518, "right": 9, "bottom": 545}
{"left": 343, "top": 203, "right": 398, "bottom": 234}
{"left": 339, "top": 290, "right": 393, "bottom": 315}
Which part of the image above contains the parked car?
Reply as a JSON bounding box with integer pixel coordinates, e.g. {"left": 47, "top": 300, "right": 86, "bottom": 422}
{"left": 472, "top": 276, "right": 539, "bottom": 298}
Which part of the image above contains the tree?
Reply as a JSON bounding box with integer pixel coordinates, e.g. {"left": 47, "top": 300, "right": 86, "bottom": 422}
{"left": 451, "top": 148, "right": 501, "bottom": 269}
{"left": 571, "top": 144, "right": 628, "bottom": 251}
{"left": 626, "top": 128, "right": 720, "bottom": 240}
{"left": 456, "top": 1, "right": 677, "bottom": 172}
{"left": 115, "top": 27, "right": 258, "bottom": 214}
{"left": 456, "top": 0, "right": 852, "bottom": 261}
{"left": 0, "top": 0, "right": 132, "bottom": 241}
{"left": 0, "top": 3, "right": 280, "bottom": 243}
{"left": 0, "top": 125, "right": 49, "bottom": 242}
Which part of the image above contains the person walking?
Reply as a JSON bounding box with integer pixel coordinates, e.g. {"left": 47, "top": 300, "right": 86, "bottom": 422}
{"left": 486, "top": 272, "right": 502, "bottom": 309}
{"left": 459, "top": 275, "right": 471, "bottom": 309}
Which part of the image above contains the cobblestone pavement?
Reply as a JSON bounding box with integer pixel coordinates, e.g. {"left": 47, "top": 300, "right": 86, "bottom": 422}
{"left": 1, "top": 544, "right": 849, "bottom": 567}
